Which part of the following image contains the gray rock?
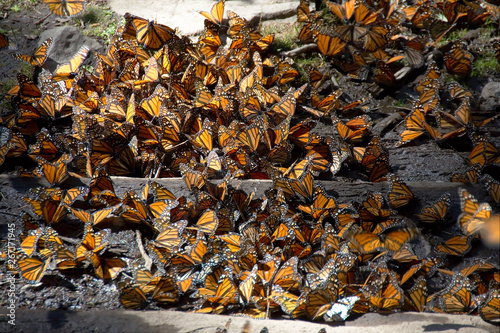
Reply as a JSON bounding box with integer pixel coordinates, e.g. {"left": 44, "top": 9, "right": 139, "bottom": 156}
{"left": 480, "top": 81, "right": 500, "bottom": 111}
{"left": 38, "top": 26, "right": 104, "bottom": 72}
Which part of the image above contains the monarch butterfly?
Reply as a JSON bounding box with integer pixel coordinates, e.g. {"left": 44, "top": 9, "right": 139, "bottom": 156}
{"left": 268, "top": 90, "right": 300, "bottom": 122}
{"left": 403, "top": 276, "right": 427, "bottom": 312}
{"left": 371, "top": 282, "right": 404, "bottom": 312}
{"left": 440, "top": 274, "right": 472, "bottom": 313}
{"left": 139, "top": 85, "right": 168, "bottom": 119}
{"left": 198, "top": 267, "right": 239, "bottom": 305}
{"left": 451, "top": 163, "right": 481, "bottom": 184}
{"left": 392, "top": 243, "right": 418, "bottom": 262}
{"left": 373, "top": 61, "right": 397, "bottom": 87}
{"left": 179, "top": 163, "right": 207, "bottom": 192}
{"left": 365, "top": 152, "right": 390, "bottom": 183}
{"left": 436, "top": 101, "right": 470, "bottom": 141}
{"left": 306, "top": 288, "right": 340, "bottom": 320}
{"left": 448, "top": 82, "right": 472, "bottom": 100}
{"left": 127, "top": 58, "right": 160, "bottom": 89}
{"left": 17, "top": 256, "right": 50, "bottom": 283}
{"left": 358, "top": 192, "right": 392, "bottom": 227}
{"left": 415, "top": 61, "right": 440, "bottom": 94}
{"left": 0, "top": 141, "right": 12, "bottom": 167}
{"left": 194, "top": 209, "right": 219, "bottom": 235}
{"left": 199, "top": 29, "right": 222, "bottom": 62}
{"left": 176, "top": 231, "right": 209, "bottom": 271}
{"left": 332, "top": 115, "right": 370, "bottom": 143}
{"left": 88, "top": 168, "right": 115, "bottom": 197}
{"left": 362, "top": 25, "right": 388, "bottom": 52}
{"left": 391, "top": 35, "right": 425, "bottom": 68}
{"left": 236, "top": 122, "right": 261, "bottom": 153}
{"left": 0, "top": 32, "right": 8, "bottom": 50}
{"left": 416, "top": 193, "right": 451, "bottom": 224}
{"left": 388, "top": 174, "right": 414, "bottom": 210}
{"left": 418, "top": 79, "right": 440, "bottom": 113}
{"left": 459, "top": 259, "right": 496, "bottom": 278}
{"left": 15, "top": 73, "right": 42, "bottom": 100}
{"left": 52, "top": 45, "right": 89, "bottom": 81}
{"left": 327, "top": 0, "right": 355, "bottom": 21}
{"left": 29, "top": 128, "right": 58, "bottom": 160}
{"left": 13, "top": 38, "right": 53, "bottom": 67}
{"left": 457, "top": 187, "right": 479, "bottom": 223}
{"left": 150, "top": 181, "right": 176, "bottom": 202}
{"left": 36, "top": 91, "right": 69, "bottom": 119}
{"left": 435, "top": 235, "right": 472, "bottom": 256}
{"left": 20, "top": 228, "right": 43, "bottom": 256}
{"left": 400, "top": 258, "right": 442, "bottom": 285}
{"left": 469, "top": 139, "right": 500, "bottom": 167}
{"left": 124, "top": 13, "right": 177, "bottom": 49}
{"left": 483, "top": 175, "right": 500, "bottom": 204}
{"left": 51, "top": 243, "right": 78, "bottom": 270}
{"left": 36, "top": 154, "right": 71, "bottom": 186}
{"left": 43, "top": 0, "right": 85, "bottom": 17}
{"left": 199, "top": 0, "right": 225, "bottom": 26}
{"left": 262, "top": 115, "right": 291, "bottom": 150}
{"left": 189, "top": 120, "right": 213, "bottom": 153}
{"left": 299, "top": 185, "right": 337, "bottom": 219}
{"left": 397, "top": 104, "right": 441, "bottom": 146}
{"left": 360, "top": 136, "right": 384, "bottom": 171}
{"left": 252, "top": 33, "right": 274, "bottom": 54}
{"left": 479, "top": 291, "right": 500, "bottom": 322}
{"left": 306, "top": 258, "right": 338, "bottom": 290}
{"left": 94, "top": 257, "right": 127, "bottom": 281}
{"left": 349, "top": 225, "right": 418, "bottom": 253}
{"left": 121, "top": 190, "right": 152, "bottom": 224}
{"left": 297, "top": 0, "right": 313, "bottom": 22}
{"left": 239, "top": 265, "right": 258, "bottom": 304}
{"left": 460, "top": 200, "right": 492, "bottom": 238}
{"left": 444, "top": 42, "right": 473, "bottom": 77}
{"left": 24, "top": 188, "right": 67, "bottom": 224}
{"left": 287, "top": 167, "right": 314, "bottom": 201}
{"left": 75, "top": 223, "right": 109, "bottom": 263}
{"left": 149, "top": 274, "right": 179, "bottom": 304}
{"left": 105, "top": 96, "right": 132, "bottom": 122}
{"left": 119, "top": 284, "right": 149, "bottom": 309}
{"left": 262, "top": 255, "right": 301, "bottom": 291}
{"left": 315, "top": 32, "right": 347, "bottom": 57}
{"left": 70, "top": 206, "right": 116, "bottom": 227}
{"left": 479, "top": 213, "right": 499, "bottom": 249}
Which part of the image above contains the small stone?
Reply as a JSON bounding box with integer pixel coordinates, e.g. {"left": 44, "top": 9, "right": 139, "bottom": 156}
{"left": 480, "top": 81, "right": 500, "bottom": 111}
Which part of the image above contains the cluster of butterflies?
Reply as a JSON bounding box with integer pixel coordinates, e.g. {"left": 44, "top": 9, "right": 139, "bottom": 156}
{"left": 5, "top": 156, "right": 499, "bottom": 322}
{"left": 0, "top": 0, "right": 499, "bottom": 324}
{"left": 298, "top": 0, "right": 500, "bottom": 85}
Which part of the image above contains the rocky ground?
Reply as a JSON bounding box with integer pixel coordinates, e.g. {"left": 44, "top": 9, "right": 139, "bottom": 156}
{"left": 0, "top": 1, "right": 500, "bottom": 332}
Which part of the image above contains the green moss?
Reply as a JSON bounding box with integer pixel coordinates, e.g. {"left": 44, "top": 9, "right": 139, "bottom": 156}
{"left": 18, "top": 62, "right": 33, "bottom": 77}
{"left": 472, "top": 54, "right": 500, "bottom": 77}
{"left": 260, "top": 22, "right": 300, "bottom": 53}
{"left": 78, "top": 6, "right": 122, "bottom": 43}
{"left": 445, "top": 29, "right": 468, "bottom": 41}
{"left": 395, "top": 99, "right": 409, "bottom": 107}
{"left": 0, "top": 78, "right": 18, "bottom": 110}
{"left": 294, "top": 54, "right": 325, "bottom": 83}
